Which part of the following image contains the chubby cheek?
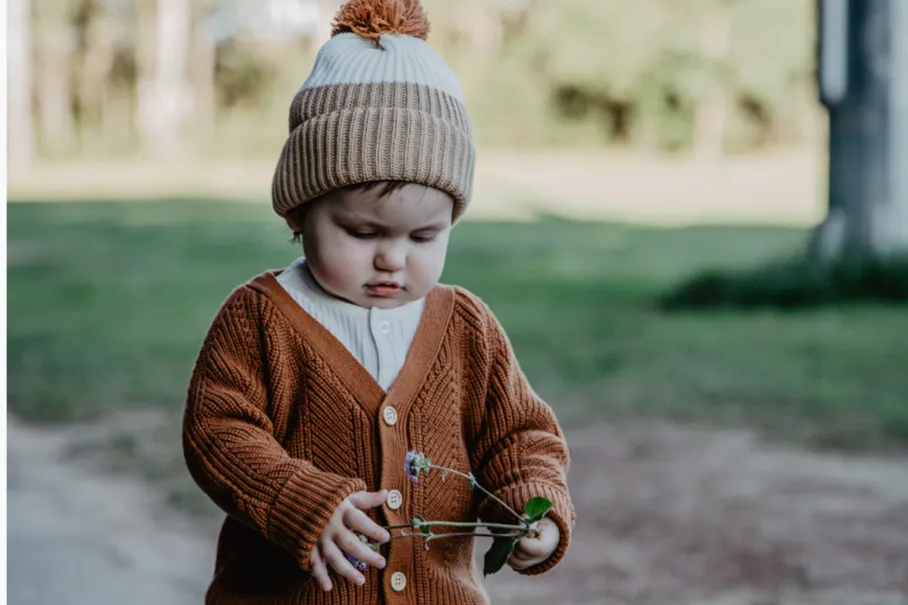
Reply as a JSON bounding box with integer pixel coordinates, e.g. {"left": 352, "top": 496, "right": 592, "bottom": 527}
{"left": 409, "top": 244, "right": 448, "bottom": 291}
{"left": 306, "top": 235, "right": 370, "bottom": 293}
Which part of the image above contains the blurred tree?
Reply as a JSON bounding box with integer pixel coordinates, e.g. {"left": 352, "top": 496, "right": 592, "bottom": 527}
{"left": 135, "top": 0, "right": 157, "bottom": 151}
{"left": 34, "top": 0, "right": 78, "bottom": 156}
{"left": 691, "top": 0, "right": 732, "bottom": 160}
{"left": 145, "top": 0, "right": 193, "bottom": 157}
{"left": 74, "top": 0, "right": 121, "bottom": 151}
{"left": 191, "top": 0, "right": 217, "bottom": 143}
{"left": 811, "top": 0, "right": 908, "bottom": 259}
{"left": 8, "top": 0, "right": 35, "bottom": 166}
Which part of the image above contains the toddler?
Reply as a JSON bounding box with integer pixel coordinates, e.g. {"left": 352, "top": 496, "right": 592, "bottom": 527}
{"left": 183, "top": 1, "right": 574, "bottom": 603}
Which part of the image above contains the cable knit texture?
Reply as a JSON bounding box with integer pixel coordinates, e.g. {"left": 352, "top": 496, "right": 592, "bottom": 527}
{"left": 183, "top": 271, "right": 574, "bottom": 605}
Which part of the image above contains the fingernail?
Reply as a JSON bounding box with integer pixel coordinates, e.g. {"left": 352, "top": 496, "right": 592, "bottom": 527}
{"left": 379, "top": 558, "right": 386, "bottom": 568}
{"left": 358, "top": 576, "right": 366, "bottom": 585}
{"left": 382, "top": 532, "right": 390, "bottom": 542}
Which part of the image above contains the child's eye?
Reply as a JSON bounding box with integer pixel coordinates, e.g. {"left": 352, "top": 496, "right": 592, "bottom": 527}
{"left": 346, "top": 228, "right": 377, "bottom": 239}
{"left": 411, "top": 233, "right": 437, "bottom": 243}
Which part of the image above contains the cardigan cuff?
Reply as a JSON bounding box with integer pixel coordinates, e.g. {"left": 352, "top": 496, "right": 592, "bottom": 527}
{"left": 268, "top": 467, "right": 368, "bottom": 571}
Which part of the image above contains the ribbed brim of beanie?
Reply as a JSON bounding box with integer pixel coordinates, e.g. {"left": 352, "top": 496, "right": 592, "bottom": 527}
{"left": 272, "top": 3, "right": 475, "bottom": 221}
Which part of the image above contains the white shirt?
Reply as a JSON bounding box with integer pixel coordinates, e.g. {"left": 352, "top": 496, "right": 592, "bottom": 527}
{"left": 276, "top": 258, "right": 424, "bottom": 390}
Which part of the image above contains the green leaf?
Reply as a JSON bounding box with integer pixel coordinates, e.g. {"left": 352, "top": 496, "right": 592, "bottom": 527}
{"left": 523, "top": 497, "right": 553, "bottom": 523}
{"left": 483, "top": 537, "right": 517, "bottom": 577}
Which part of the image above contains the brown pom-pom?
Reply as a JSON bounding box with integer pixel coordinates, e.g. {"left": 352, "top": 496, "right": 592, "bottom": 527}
{"left": 331, "top": 0, "right": 430, "bottom": 43}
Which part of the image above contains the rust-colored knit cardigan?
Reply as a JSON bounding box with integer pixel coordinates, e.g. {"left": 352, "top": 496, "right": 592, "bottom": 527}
{"left": 183, "top": 271, "right": 574, "bottom": 605}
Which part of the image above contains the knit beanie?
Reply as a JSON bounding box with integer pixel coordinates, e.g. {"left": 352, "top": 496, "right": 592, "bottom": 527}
{"left": 271, "top": 0, "right": 476, "bottom": 222}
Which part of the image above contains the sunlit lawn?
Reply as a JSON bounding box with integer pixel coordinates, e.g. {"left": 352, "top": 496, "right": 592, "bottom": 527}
{"left": 8, "top": 199, "right": 908, "bottom": 453}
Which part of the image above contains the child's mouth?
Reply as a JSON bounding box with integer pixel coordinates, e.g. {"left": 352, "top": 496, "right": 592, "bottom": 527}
{"left": 366, "top": 283, "right": 402, "bottom": 296}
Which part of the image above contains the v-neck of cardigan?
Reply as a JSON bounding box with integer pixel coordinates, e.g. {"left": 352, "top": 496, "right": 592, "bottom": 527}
{"left": 247, "top": 271, "right": 456, "bottom": 419}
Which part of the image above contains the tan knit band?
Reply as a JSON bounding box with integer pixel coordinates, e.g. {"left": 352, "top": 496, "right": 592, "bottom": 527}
{"left": 272, "top": 81, "right": 475, "bottom": 220}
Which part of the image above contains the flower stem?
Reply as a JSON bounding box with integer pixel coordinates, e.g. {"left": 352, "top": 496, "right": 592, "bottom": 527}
{"left": 415, "top": 520, "right": 531, "bottom": 532}
{"left": 427, "top": 464, "right": 528, "bottom": 526}
{"left": 428, "top": 531, "right": 524, "bottom": 541}
{"left": 387, "top": 534, "right": 416, "bottom": 543}
{"left": 385, "top": 530, "right": 523, "bottom": 544}
{"left": 382, "top": 523, "right": 414, "bottom": 531}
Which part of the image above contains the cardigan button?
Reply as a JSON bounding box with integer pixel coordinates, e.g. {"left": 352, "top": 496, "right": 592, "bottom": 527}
{"left": 390, "top": 571, "right": 407, "bottom": 592}
{"left": 382, "top": 406, "right": 398, "bottom": 426}
{"left": 386, "top": 489, "right": 403, "bottom": 510}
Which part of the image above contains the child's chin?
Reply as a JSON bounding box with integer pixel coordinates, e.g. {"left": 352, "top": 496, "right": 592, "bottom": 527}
{"left": 363, "top": 295, "right": 409, "bottom": 309}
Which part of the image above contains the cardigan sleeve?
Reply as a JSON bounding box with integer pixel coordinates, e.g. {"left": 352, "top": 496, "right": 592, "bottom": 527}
{"left": 182, "top": 287, "right": 367, "bottom": 571}
{"left": 468, "top": 297, "right": 576, "bottom": 576}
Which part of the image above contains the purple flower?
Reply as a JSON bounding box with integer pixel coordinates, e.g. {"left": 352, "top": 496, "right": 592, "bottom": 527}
{"left": 404, "top": 450, "right": 430, "bottom": 483}
{"left": 346, "top": 553, "right": 368, "bottom": 572}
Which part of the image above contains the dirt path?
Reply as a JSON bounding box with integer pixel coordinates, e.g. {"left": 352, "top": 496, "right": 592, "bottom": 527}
{"left": 7, "top": 417, "right": 216, "bottom": 605}
{"left": 484, "top": 423, "right": 908, "bottom": 605}
{"left": 8, "top": 416, "right": 908, "bottom": 605}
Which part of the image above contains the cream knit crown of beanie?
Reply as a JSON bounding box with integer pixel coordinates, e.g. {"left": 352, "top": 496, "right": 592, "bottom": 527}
{"left": 271, "top": 0, "right": 476, "bottom": 221}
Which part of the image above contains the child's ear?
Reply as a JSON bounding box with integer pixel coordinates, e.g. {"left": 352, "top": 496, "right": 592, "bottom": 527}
{"left": 285, "top": 216, "right": 302, "bottom": 233}
{"left": 284, "top": 203, "right": 312, "bottom": 234}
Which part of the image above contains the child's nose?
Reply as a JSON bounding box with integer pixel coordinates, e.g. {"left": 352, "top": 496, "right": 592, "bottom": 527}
{"left": 374, "top": 245, "right": 405, "bottom": 272}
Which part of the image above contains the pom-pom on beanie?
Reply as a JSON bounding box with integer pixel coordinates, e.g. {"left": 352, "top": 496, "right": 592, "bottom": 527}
{"left": 271, "top": 0, "right": 475, "bottom": 221}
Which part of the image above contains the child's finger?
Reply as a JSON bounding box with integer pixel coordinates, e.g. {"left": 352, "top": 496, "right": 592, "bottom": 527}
{"left": 322, "top": 540, "right": 366, "bottom": 586}
{"left": 509, "top": 540, "right": 533, "bottom": 560}
{"left": 507, "top": 552, "right": 535, "bottom": 570}
{"left": 517, "top": 535, "right": 549, "bottom": 557}
{"left": 347, "top": 490, "right": 388, "bottom": 511}
{"left": 310, "top": 545, "right": 333, "bottom": 591}
{"left": 337, "top": 528, "right": 386, "bottom": 569}
{"left": 343, "top": 507, "right": 391, "bottom": 544}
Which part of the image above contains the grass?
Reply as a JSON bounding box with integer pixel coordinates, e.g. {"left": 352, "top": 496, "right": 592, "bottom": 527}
{"left": 8, "top": 199, "right": 908, "bottom": 453}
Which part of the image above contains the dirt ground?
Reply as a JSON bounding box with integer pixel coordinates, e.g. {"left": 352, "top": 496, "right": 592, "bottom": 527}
{"left": 483, "top": 423, "right": 908, "bottom": 605}
{"left": 8, "top": 413, "right": 907, "bottom": 605}
{"left": 7, "top": 416, "right": 215, "bottom": 605}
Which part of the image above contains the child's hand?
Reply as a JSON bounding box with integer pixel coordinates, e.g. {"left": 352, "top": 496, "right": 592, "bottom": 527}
{"left": 507, "top": 517, "right": 559, "bottom": 572}
{"left": 310, "top": 490, "right": 390, "bottom": 591}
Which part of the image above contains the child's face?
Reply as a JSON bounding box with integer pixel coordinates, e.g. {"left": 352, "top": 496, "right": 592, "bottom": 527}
{"left": 294, "top": 183, "right": 454, "bottom": 309}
